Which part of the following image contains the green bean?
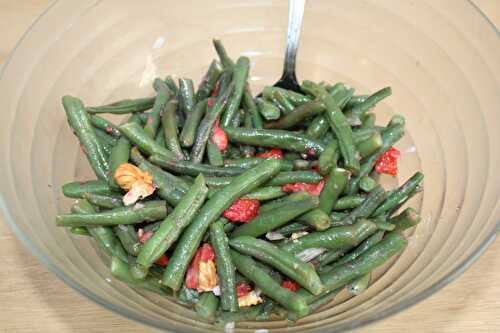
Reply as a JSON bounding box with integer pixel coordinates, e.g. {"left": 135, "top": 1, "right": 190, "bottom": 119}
{"left": 244, "top": 186, "right": 286, "bottom": 201}
{"left": 56, "top": 200, "right": 168, "bottom": 227}
{"left": 267, "top": 171, "right": 323, "bottom": 186}
{"left": 229, "top": 250, "right": 309, "bottom": 317}
{"left": 119, "top": 122, "right": 175, "bottom": 159}
{"left": 262, "top": 86, "right": 311, "bottom": 106}
{"left": 231, "top": 196, "right": 319, "bottom": 238}
{"left": 223, "top": 222, "right": 237, "bottom": 235}
{"left": 150, "top": 154, "right": 244, "bottom": 177}
{"left": 240, "top": 109, "right": 257, "bottom": 158}
{"left": 89, "top": 115, "right": 121, "bottom": 138}
{"left": 334, "top": 195, "right": 366, "bottom": 210}
{"left": 317, "top": 140, "right": 339, "bottom": 176}
{"left": 347, "top": 124, "right": 405, "bottom": 195}
{"left": 375, "top": 220, "right": 396, "bottom": 231}
{"left": 225, "top": 128, "right": 325, "bottom": 155}
{"left": 162, "top": 159, "right": 281, "bottom": 290}
{"left": 108, "top": 115, "right": 141, "bottom": 189}
{"left": 220, "top": 57, "right": 250, "bottom": 127}
{"left": 213, "top": 39, "right": 235, "bottom": 69}
{"left": 340, "top": 185, "right": 387, "bottom": 225}
{"left": 352, "top": 128, "right": 380, "bottom": 145}
{"left": 210, "top": 219, "right": 238, "bottom": 312}
{"left": 180, "top": 100, "right": 207, "bottom": 147}
{"left": 164, "top": 75, "right": 179, "bottom": 95}
{"left": 63, "top": 96, "right": 109, "bottom": 180}
{"left": 360, "top": 113, "right": 376, "bottom": 129}
{"left": 256, "top": 97, "right": 281, "bottom": 120}
{"left": 389, "top": 207, "right": 421, "bottom": 232}
{"left": 359, "top": 176, "right": 377, "bottom": 192}
{"left": 94, "top": 128, "right": 116, "bottom": 155}
{"left": 372, "top": 172, "right": 424, "bottom": 217}
{"left": 137, "top": 158, "right": 188, "bottom": 205}
{"left": 330, "top": 211, "right": 348, "bottom": 223}
{"left": 144, "top": 79, "right": 171, "bottom": 139}
{"left": 161, "top": 99, "right": 184, "bottom": 160}
{"left": 389, "top": 114, "right": 406, "bottom": 127}
{"left": 143, "top": 221, "right": 162, "bottom": 233}
{"left": 296, "top": 208, "right": 331, "bottom": 231}
{"left": 345, "top": 87, "right": 391, "bottom": 122}
{"left": 204, "top": 176, "right": 232, "bottom": 188}
{"left": 271, "top": 89, "right": 295, "bottom": 114}
{"left": 223, "top": 158, "right": 293, "bottom": 171}
{"left": 206, "top": 140, "right": 224, "bottom": 166}
{"left": 178, "top": 78, "right": 196, "bottom": 116}
{"left": 113, "top": 224, "right": 141, "bottom": 256}
{"left": 195, "top": 292, "right": 219, "bottom": 321}
{"left": 273, "top": 222, "right": 310, "bottom": 238}
{"left": 304, "top": 86, "right": 353, "bottom": 139}
{"left": 131, "top": 175, "right": 207, "bottom": 279}
{"left": 288, "top": 288, "right": 341, "bottom": 321}
{"left": 265, "top": 100, "right": 326, "bottom": 130}
{"left": 62, "top": 180, "right": 117, "bottom": 198}
{"left": 230, "top": 108, "right": 244, "bottom": 127}
{"left": 155, "top": 127, "right": 166, "bottom": 148}
{"left": 280, "top": 219, "right": 378, "bottom": 255}
{"left": 110, "top": 257, "right": 167, "bottom": 295}
{"left": 71, "top": 199, "right": 128, "bottom": 262}
{"left": 306, "top": 115, "right": 329, "bottom": 139}
{"left": 190, "top": 83, "right": 235, "bottom": 163}
{"left": 316, "top": 249, "right": 345, "bottom": 267}
{"left": 176, "top": 284, "right": 200, "bottom": 306}
{"left": 242, "top": 86, "right": 263, "bottom": 129}
{"left": 69, "top": 226, "right": 91, "bottom": 236}
{"left": 86, "top": 97, "right": 155, "bottom": 114}
{"left": 356, "top": 131, "right": 383, "bottom": 159}
{"left": 347, "top": 273, "right": 371, "bottom": 296}
{"left": 325, "top": 230, "right": 385, "bottom": 270}
{"left": 319, "top": 168, "right": 350, "bottom": 214}
{"left": 196, "top": 60, "right": 224, "bottom": 101}
{"left": 230, "top": 236, "right": 323, "bottom": 295}
{"left": 305, "top": 232, "right": 407, "bottom": 298}
{"left": 321, "top": 89, "right": 360, "bottom": 174}
{"left": 343, "top": 95, "right": 368, "bottom": 110}
{"left": 83, "top": 192, "right": 123, "bottom": 209}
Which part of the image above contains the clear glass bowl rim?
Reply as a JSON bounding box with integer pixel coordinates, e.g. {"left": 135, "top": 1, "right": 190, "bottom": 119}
{"left": 1, "top": 1, "right": 499, "bottom": 332}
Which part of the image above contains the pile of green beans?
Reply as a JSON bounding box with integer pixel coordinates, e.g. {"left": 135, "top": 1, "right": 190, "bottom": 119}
{"left": 57, "top": 39, "right": 424, "bottom": 324}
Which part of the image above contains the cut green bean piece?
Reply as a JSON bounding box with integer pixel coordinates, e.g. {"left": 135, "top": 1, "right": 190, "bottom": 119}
{"left": 180, "top": 100, "right": 207, "bottom": 148}
{"left": 319, "top": 168, "right": 350, "bottom": 214}
{"left": 119, "top": 122, "right": 176, "bottom": 159}
{"left": 210, "top": 219, "right": 238, "bottom": 312}
{"left": 162, "top": 99, "right": 184, "bottom": 160}
{"left": 195, "top": 292, "right": 219, "bottom": 321}
{"left": 256, "top": 98, "right": 281, "bottom": 120}
{"left": 372, "top": 172, "right": 424, "bottom": 217}
{"left": 71, "top": 199, "right": 128, "bottom": 262}
{"left": 63, "top": 96, "right": 109, "bottom": 180}
{"left": 230, "top": 250, "right": 309, "bottom": 318}
{"left": 56, "top": 200, "right": 168, "bottom": 227}
{"left": 89, "top": 115, "right": 121, "bottom": 137}
{"left": 110, "top": 257, "right": 168, "bottom": 295}
{"left": 196, "top": 60, "right": 224, "bottom": 101}
{"left": 389, "top": 207, "right": 422, "bottom": 232}
{"left": 225, "top": 127, "right": 325, "bottom": 155}
{"left": 347, "top": 273, "right": 371, "bottom": 296}
{"left": 150, "top": 154, "right": 245, "bottom": 177}
{"left": 87, "top": 97, "right": 155, "bottom": 114}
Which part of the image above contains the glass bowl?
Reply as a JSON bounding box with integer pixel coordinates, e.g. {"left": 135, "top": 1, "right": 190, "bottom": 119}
{"left": 1, "top": 1, "right": 499, "bottom": 332}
